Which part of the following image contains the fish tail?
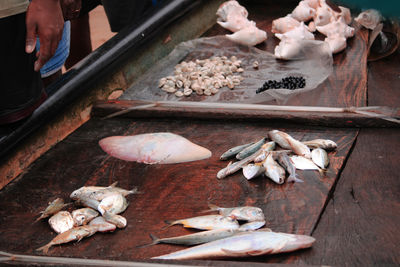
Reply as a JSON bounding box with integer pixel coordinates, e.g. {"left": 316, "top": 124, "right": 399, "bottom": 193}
{"left": 36, "top": 243, "right": 51, "bottom": 254}
{"left": 109, "top": 181, "right": 118, "bottom": 187}
{"left": 200, "top": 203, "right": 220, "bottom": 213}
{"left": 162, "top": 220, "right": 178, "bottom": 230}
{"left": 136, "top": 234, "right": 160, "bottom": 248}
{"left": 129, "top": 187, "right": 141, "bottom": 195}
{"left": 287, "top": 174, "right": 304, "bottom": 183}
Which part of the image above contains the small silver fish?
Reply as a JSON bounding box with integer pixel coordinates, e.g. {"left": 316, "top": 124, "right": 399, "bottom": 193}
{"left": 98, "top": 193, "right": 128, "bottom": 215}
{"left": 290, "top": 155, "right": 321, "bottom": 173}
{"left": 102, "top": 210, "right": 127, "bottom": 228}
{"left": 236, "top": 138, "right": 267, "bottom": 160}
{"left": 263, "top": 153, "right": 286, "bottom": 184}
{"left": 48, "top": 211, "right": 75, "bottom": 234}
{"left": 242, "top": 163, "right": 265, "bottom": 180}
{"left": 217, "top": 149, "right": 262, "bottom": 179}
{"left": 238, "top": 221, "right": 266, "bottom": 230}
{"left": 71, "top": 208, "right": 99, "bottom": 226}
{"left": 220, "top": 142, "right": 254, "bottom": 160}
{"left": 139, "top": 229, "right": 242, "bottom": 248}
{"left": 204, "top": 204, "right": 265, "bottom": 222}
{"left": 35, "top": 198, "right": 70, "bottom": 222}
{"left": 269, "top": 130, "right": 311, "bottom": 159}
{"left": 164, "top": 215, "right": 239, "bottom": 230}
{"left": 70, "top": 181, "right": 137, "bottom": 201}
{"left": 303, "top": 139, "right": 337, "bottom": 150}
{"left": 36, "top": 225, "right": 98, "bottom": 254}
{"left": 311, "top": 148, "right": 329, "bottom": 169}
{"left": 276, "top": 152, "right": 303, "bottom": 183}
{"left": 89, "top": 216, "right": 116, "bottom": 232}
{"left": 152, "top": 230, "right": 316, "bottom": 260}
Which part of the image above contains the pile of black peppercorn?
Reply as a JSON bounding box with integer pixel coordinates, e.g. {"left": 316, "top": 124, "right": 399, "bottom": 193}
{"left": 256, "top": 76, "right": 306, "bottom": 93}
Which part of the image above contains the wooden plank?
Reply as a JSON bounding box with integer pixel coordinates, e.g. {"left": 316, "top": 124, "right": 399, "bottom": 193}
{"left": 0, "top": 117, "right": 356, "bottom": 263}
{"left": 293, "top": 128, "right": 400, "bottom": 266}
{"left": 92, "top": 99, "right": 400, "bottom": 128}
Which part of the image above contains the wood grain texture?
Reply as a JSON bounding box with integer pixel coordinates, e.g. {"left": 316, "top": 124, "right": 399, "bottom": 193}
{"left": 292, "top": 128, "right": 400, "bottom": 266}
{"left": 0, "top": 118, "right": 356, "bottom": 264}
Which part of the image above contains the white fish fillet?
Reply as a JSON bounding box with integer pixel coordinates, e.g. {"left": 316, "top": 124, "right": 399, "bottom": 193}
{"left": 152, "top": 230, "right": 315, "bottom": 260}
{"left": 99, "top": 132, "right": 211, "bottom": 164}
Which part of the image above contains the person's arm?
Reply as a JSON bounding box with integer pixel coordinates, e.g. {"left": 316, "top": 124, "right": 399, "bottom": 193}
{"left": 25, "top": 0, "right": 64, "bottom": 72}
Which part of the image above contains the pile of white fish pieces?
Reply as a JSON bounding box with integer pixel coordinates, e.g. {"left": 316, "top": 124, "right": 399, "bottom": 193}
{"left": 35, "top": 182, "right": 137, "bottom": 253}
{"left": 146, "top": 204, "right": 315, "bottom": 260}
{"left": 217, "top": 129, "right": 337, "bottom": 182}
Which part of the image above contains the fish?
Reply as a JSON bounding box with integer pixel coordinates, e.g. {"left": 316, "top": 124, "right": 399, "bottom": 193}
{"left": 71, "top": 208, "right": 99, "bottom": 226}
{"left": 74, "top": 196, "right": 100, "bottom": 211}
{"left": 236, "top": 138, "right": 267, "bottom": 160}
{"left": 220, "top": 142, "right": 254, "bottom": 161}
{"left": 138, "top": 229, "right": 242, "bottom": 248}
{"left": 276, "top": 152, "right": 303, "bottom": 183}
{"left": 151, "top": 230, "right": 316, "bottom": 260}
{"left": 102, "top": 211, "right": 127, "bottom": 228}
{"left": 48, "top": 211, "right": 75, "bottom": 234}
{"left": 263, "top": 153, "right": 286, "bottom": 184}
{"left": 238, "top": 221, "right": 266, "bottom": 230}
{"left": 268, "top": 130, "right": 311, "bottom": 159}
{"left": 99, "top": 132, "right": 212, "bottom": 164}
{"left": 203, "top": 204, "right": 265, "bottom": 222}
{"left": 89, "top": 216, "right": 116, "bottom": 232}
{"left": 302, "top": 139, "right": 337, "bottom": 150}
{"left": 242, "top": 163, "right": 265, "bottom": 180}
{"left": 36, "top": 225, "right": 98, "bottom": 254}
{"left": 70, "top": 181, "right": 138, "bottom": 201}
{"left": 290, "top": 155, "right": 322, "bottom": 173}
{"left": 35, "top": 198, "right": 70, "bottom": 222}
{"left": 311, "top": 148, "right": 329, "bottom": 169}
{"left": 164, "top": 215, "right": 239, "bottom": 230}
{"left": 97, "top": 193, "right": 128, "bottom": 215}
{"left": 217, "top": 148, "right": 262, "bottom": 179}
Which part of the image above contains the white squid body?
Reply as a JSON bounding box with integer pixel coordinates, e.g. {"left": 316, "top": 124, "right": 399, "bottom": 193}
{"left": 226, "top": 25, "right": 267, "bottom": 46}
{"left": 216, "top": 0, "right": 248, "bottom": 22}
{"left": 291, "top": 0, "right": 316, "bottom": 22}
{"left": 152, "top": 230, "right": 315, "bottom": 260}
{"left": 275, "top": 22, "right": 315, "bottom": 41}
{"left": 99, "top": 132, "right": 212, "bottom": 164}
{"left": 271, "top": 15, "right": 301, "bottom": 33}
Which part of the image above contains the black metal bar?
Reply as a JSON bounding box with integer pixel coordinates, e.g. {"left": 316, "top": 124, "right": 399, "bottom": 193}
{"left": 0, "top": 0, "right": 201, "bottom": 160}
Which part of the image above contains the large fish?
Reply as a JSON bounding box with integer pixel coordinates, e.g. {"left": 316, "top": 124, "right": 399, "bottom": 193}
{"left": 164, "top": 215, "right": 239, "bottom": 230}
{"left": 268, "top": 130, "right": 311, "bottom": 159}
{"left": 152, "top": 230, "right": 315, "bottom": 260}
{"left": 99, "top": 132, "right": 212, "bottom": 164}
{"left": 203, "top": 204, "right": 265, "bottom": 222}
{"left": 70, "top": 182, "right": 138, "bottom": 201}
{"left": 139, "top": 229, "right": 242, "bottom": 248}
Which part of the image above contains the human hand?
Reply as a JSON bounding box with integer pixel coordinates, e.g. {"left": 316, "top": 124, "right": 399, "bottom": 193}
{"left": 61, "top": 0, "right": 82, "bottom": 21}
{"left": 25, "top": 0, "right": 64, "bottom": 72}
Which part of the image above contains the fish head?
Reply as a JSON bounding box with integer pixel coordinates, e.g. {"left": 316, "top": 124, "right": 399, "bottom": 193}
{"left": 74, "top": 214, "right": 86, "bottom": 226}
{"left": 70, "top": 188, "right": 84, "bottom": 200}
{"left": 245, "top": 208, "right": 265, "bottom": 221}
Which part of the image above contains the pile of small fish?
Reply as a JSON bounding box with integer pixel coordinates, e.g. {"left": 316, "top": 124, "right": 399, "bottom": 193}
{"left": 217, "top": 129, "right": 337, "bottom": 183}
{"left": 143, "top": 204, "right": 315, "bottom": 260}
{"left": 36, "top": 182, "right": 137, "bottom": 253}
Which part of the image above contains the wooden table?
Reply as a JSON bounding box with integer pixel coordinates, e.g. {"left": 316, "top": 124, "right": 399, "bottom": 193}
{"left": 0, "top": 0, "right": 398, "bottom": 266}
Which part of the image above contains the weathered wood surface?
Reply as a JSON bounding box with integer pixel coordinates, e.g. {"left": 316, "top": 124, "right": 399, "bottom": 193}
{"left": 293, "top": 128, "right": 400, "bottom": 266}
{"left": 0, "top": 117, "right": 356, "bottom": 263}
{"left": 93, "top": 99, "right": 400, "bottom": 128}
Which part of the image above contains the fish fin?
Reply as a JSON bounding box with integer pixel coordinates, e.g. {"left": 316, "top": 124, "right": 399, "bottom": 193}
{"left": 287, "top": 174, "right": 304, "bottom": 183}
{"left": 221, "top": 247, "right": 253, "bottom": 256}
{"left": 136, "top": 234, "right": 160, "bottom": 248}
{"left": 247, "top": 249, "right": 273, "bottom": 256}
{"left": 36, "top": 244, "right": 51, "bottom": 254}
{"left": 34, "top": 214, "right": 45, "bottom": 223}
{"left": 200, "top": 203, "right": 220, "bottom": 213}
{"left": 162, "top": 220, "right": 178, "bottom": 230}
{"left": 109, "top": 181, "right": 118, "bottom": 188}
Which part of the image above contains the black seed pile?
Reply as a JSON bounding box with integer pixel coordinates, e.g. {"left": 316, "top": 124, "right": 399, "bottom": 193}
{"left": 256, "top": 76, "right": 306, "bottom": 94}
